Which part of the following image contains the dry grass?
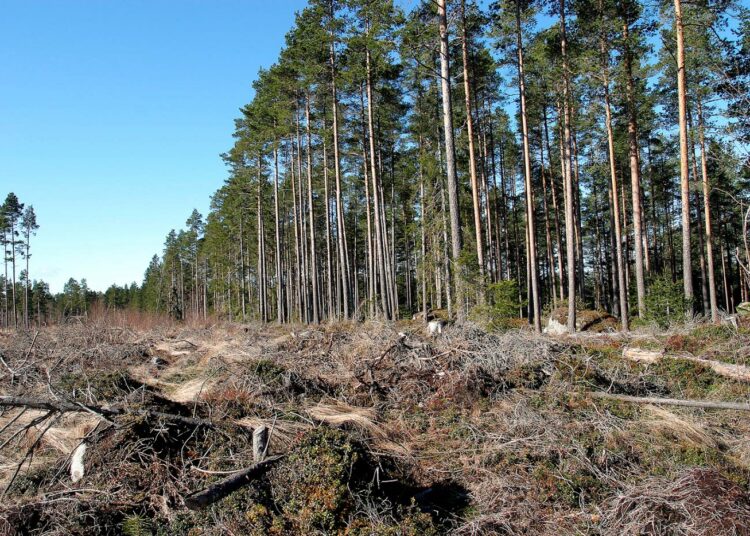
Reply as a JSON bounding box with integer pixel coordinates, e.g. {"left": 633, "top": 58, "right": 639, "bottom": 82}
{"left": 602, "top": 468, "right": 750, "bottom": 535}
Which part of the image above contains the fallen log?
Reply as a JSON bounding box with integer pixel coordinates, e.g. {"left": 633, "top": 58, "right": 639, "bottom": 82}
{"left": 590, "top": 391, "right": 750, "bottom": 411}
{"left": 183, "top": 455, "right": 283, "bottom": 509}
{"left": 622, "top": 348, "right": 750, "bottom": 383}
{"left": 622, "top": 347, "right": 663, "bottom": 364}
{"left": 0, "top": 396, "right": 222, "bottom": 430}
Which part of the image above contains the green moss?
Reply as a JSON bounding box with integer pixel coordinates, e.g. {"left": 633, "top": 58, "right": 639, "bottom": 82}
{"left": 272, "top": 428, "right": 366, "bottom": 533}
{"left": 250, "top": 359, "right": 287, "bottom": 385}
{"left": 650, "top": 358, "right": 722, "bottom": 397}
{"left": 346, "top": 505, "right": 439, "bottom": 535}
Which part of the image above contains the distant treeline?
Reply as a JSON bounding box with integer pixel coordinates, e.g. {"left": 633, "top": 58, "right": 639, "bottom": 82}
{"left": 0, "top": 191, "right": 147, "bottom": 327}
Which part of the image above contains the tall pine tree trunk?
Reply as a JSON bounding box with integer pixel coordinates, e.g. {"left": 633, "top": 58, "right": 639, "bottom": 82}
{"left": 274, "top": 143, "right": 283, "bottom": 323}
{"left": 461, "top": 0, "right": 485, "bottom": 290}
{"left": 674, "top": 0, "right": 694, "bottom": 313}
{"left": 600, "top": 24, "right": 629, "bottom": 330}
{"left": 305, "top": 94, "right": 320, "bottom": 323}
{"left": 623, "top": 20, "right": 646, "bottom": 318}
{"left": 329, "top": 16, "right": 350, "bottom": 319}
{"left": 697, "top": 98, "right": 719, "bottom": 322}
{"left": 516, "top": 0, "right": 541, "bottom": 332}
{"left": 323, "top": 136, "right": 333, "bottom": 321}
{"left": 365, "top": 46, "right": 390, "bottom": 319}
{"left": 559, "top": 0, "right": 576, "bottom": 332}
{"left": 437, "top": 0, "right": 463, "bottom": 319}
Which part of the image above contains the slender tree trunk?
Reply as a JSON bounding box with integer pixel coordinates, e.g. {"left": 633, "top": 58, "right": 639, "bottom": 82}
{"left": 559, "top": 0, "right": 576, "bottom": 332}
{"left": 460, "top": 0, "right": 485, "bottom": 290}
{"left": 540, "top": 144, "right": 558, "bottom": 307}
{"left": 697, "top": 98, "right": 719, "bottom": 322}
{"left": 274, "top": 143, "right": 283, "bottom": 323}
{"left": 3, "top": 234, "right": 8, "bottom": 328}
{"left": 688, "top": 111, "right": 710, "bottom": 314}
{"left": 24, "top": 234, "right": 30, "bottom": 329}
{"left": 365, "top": 45, "right": 390, "bottom": 320}
{"left": 543, "top": 105, "right": 565, "bottom": 302}
{"left": 290, "top": 140, "right": 302, "bottom": 322}
{"left": 323, "top": 132, "right": 333, "bottom": 321}
{"left": 329, "top": 18, "right": 350, "bottom": 319}
{"left": 10, "top": 223, "right": 17, "bottom": 328}
{"left": 305, "top": 94, "right": 320, "bottom": 323}
{"left": 600, "top": 26, "right": 629, "bottom": 330}
{"left": 515, "top": 0, "right": 541, "bottom": 332}
{"left": 360, "top": 85, "right": 375, "bottom": 317}
{"left": 674, "top": 0, "right": 694, "bottom": 313}
{"left": 257, "top": 158, "right": 267, "bottom": 323}
{"left": 437, "top": 0, "right": 463, "bottom": 319}
{"left": 239, "top": 217, "right": 246, "bottom": 321}
{"left": 419, "top": 137, "right": 428, "bottom": 317}
{"left": 623, "top": 20, "right": 646, "bottom": 318}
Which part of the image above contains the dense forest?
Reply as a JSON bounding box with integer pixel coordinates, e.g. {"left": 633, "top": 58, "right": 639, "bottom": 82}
{"left": 6, "top": 0, "right": 750, "bottom": 332}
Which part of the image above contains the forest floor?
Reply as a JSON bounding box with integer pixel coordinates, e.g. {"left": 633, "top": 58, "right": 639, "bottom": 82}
{"left": 2, "top": 316, "right": 750, "bottom": 535}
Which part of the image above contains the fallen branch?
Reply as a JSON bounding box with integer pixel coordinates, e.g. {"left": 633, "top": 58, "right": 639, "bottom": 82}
{"left": 590, "top": 391, "right": 750, "bottom": 411}
{"left": 0, "top": 396, "right": 225, "bottom": 430}
{"left": 183, "top": 455, "right": 283, "bottom": 509}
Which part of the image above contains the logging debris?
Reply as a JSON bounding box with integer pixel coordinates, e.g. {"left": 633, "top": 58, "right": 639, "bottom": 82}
{"left": 1, "top": 320, "right": 749, "bottom": 535}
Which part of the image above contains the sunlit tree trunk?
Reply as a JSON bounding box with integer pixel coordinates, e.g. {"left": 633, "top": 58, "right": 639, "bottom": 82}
{"left": 674, "top": 0, "right": 694, "bottom": 313}
{"left": 304, "top": 93, "right": 320, "bottom": 323}
{"left": 365, "top": 44, "right": 390, "bottom": 319}
{"left": 600, "top": 23, "right": 629, "bottom": 330}
{"left": 697, "top": 98, "right": 719, "bottom": 322}
{"left": 623, "top": 20, "right": 646, "bottom": 318}
{"left": 437, "top": 0, "right": 463, "bottom": 319}
{"left": 559, "top": 0, "right": 576, "bottom": 332}
{"left": 274, "top": 143, "right": 283, "bottom": 323}
{"left": 329, "top": 14, "right": 350, "bottom": 319}
{"left": 461, "top": 0, "right": 485, "bottom": 291}
{"left": 515, "top": 0, "right": 541, "bottom": 332}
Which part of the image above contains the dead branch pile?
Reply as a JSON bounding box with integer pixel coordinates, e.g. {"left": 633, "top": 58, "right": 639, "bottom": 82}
{"left": 2, "top": 319, "right": 750, "bottom": 534}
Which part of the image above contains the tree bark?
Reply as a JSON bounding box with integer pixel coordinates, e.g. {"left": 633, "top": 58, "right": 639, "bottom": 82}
{"left": 437, "top": 0, "right": 463, "bottom": 320}
{"left": 329, "top": 10, "right": 350, "bottom": 319}
{"left": 601, "top": 31, "right": 629, "bottom": 330}
{"left": 515, "top": 0, "right": 541, "bottom": 332}
{"left": 274, "top": 143, "right": 283, "bottom": 323}
{"left": 623, "top": 20, "right": 646, "bottom": 318}
{"left": 697, "top": 97, "right": 719, "bottom": 322}
{"left": 559, "top": 0, "right": 576, "bottom": 332}
{"left": 365, "top": 46, "right": 390, "bottom": 320}
{"left": 674, "top": 0, "right": 694, "bottom": 314}
{"left": 305, "top": 93, "right": 320, "bottom": 323}
{"left": 460, "top": 0, "right": 485, "bottom": 290}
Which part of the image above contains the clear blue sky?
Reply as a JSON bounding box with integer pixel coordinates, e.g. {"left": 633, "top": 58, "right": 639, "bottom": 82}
{"left": 1, "top": 0, "right": 309, "bottom": 293}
